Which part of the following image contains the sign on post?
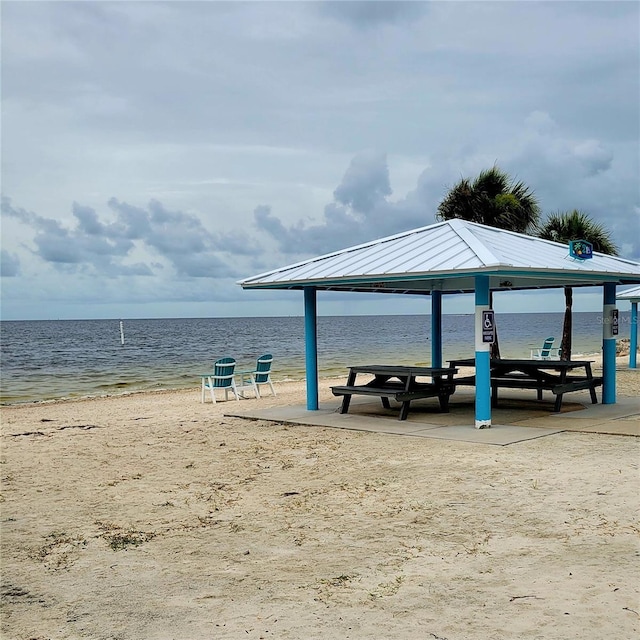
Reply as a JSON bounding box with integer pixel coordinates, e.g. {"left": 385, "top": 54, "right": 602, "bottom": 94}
{"left": 612, "top": 309, "right": 619, "bottom": 336}
{"left": 482, "top": 310, "right": 495, "bottom": 343}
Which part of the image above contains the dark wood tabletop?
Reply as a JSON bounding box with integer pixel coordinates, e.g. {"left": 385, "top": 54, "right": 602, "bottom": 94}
{"left": 347, "top": 364, "right": 458, "bottom": 378}
{"left": 448, "top": 357, "right": 594, "bottom": 370}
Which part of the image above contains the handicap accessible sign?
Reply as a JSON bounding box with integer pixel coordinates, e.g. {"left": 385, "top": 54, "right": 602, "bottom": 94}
{"left": 482, "top": 310, "right": 495, "bottom": 343}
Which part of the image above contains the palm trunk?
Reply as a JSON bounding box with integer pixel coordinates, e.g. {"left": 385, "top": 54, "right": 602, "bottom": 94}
{"left": 560, "top": 286, "right": 572, "bottom": 360}
{"left": 489, "top": 290, "right": 501, "bottom": 359}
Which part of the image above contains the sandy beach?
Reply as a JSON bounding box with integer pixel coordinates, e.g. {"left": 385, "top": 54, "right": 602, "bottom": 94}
{"left": 1, "top": 364, "right": 639, "bottom": 640}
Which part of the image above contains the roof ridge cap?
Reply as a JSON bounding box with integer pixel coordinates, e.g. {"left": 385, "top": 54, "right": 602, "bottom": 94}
{"left": 448, "top": 219, "right": 501, "bottom": 266}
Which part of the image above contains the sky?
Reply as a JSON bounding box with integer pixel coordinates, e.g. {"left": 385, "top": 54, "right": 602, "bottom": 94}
{"left": 1, "top": 0, "right": 639, "bottom": 321}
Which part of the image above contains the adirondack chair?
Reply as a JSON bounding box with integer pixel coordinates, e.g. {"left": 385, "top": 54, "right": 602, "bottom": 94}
{"left": 530, "top": 337, "right": 559, "bottom": 360}
{"left": 201, "top": 357, "right": 239, "bottom": 403}
{"left": 238, "top": 354, "right": 276, "bottom": 398}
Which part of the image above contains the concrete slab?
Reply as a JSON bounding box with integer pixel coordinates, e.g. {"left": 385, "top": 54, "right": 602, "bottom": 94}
{"left": 548, "top": 396, "right": 640, "bottom": 420}
{"left": 225, "top": 391, "right": 640, "bottom": 445}
{"left": 568, "top": 420, "right": 640, "bottom": 437}
{"left": 225, "top": 402, "right": 564, "bottom": 446}
{"left": 407, "top": 424, "right": 565, "bottom": 445}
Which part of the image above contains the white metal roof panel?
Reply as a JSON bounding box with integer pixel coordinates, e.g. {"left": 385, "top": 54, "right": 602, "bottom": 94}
{"left": 239, "top": 219, "right": 640, "bottom": 293}
{"left": 617, "top": 285, "right": 640, "bottom": 301}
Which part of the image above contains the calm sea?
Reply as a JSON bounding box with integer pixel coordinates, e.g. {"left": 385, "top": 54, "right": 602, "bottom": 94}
{"left": 0, "top": 313, "right": 630, "bottom": 405}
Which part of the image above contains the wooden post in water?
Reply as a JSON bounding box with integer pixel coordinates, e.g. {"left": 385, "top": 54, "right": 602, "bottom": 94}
{"left": 120, "top": 320, "right": 125, "bottom": 345}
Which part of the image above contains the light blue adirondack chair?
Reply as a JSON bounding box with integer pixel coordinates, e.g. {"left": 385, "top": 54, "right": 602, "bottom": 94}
{"left": 530, "top": 337, "right": 559, "bottom": 360}
{"left": 201, "top": 357, "right": 239, "bottom": 403}
{"left": 238, "top": 354, "right": 276, "bottom": 398}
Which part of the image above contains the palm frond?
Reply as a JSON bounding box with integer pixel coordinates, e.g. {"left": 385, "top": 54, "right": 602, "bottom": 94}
{"left": 538, "top": 209, "right": 618, "bottom": 255}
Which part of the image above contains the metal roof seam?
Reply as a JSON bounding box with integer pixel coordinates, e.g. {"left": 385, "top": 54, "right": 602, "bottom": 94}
{"left": 448, "top": 219, "right": 501, "bottom": 266}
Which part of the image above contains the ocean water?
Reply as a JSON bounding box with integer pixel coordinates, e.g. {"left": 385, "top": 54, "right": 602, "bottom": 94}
{"left": 0, "top": 312, "right": 630, "bottom": 405}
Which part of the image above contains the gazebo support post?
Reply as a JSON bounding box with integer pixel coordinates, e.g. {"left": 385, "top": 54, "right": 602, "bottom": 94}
{"left": 431, "top": 290, "right": 442, "bottom": 368}
{"left": 304, "top": 286, "right": 319, "bottom": 410}
{"left": 630, "top": 302, "right": 638, "bottom": 369}
{"left": 474, "top": 275, "right": 492, "bottom": 428}
{"left": 602, "top": 283, "right": 617, "bottom": 404}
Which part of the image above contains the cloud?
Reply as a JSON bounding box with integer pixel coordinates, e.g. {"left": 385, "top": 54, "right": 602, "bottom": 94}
{"left": 1, "top": 250, "right": 20, "bottom": 277}
{"left": 572, "top": 140, "right": 613, "bottom": 176}
{"left": 1, "top": 196, "right": 256, "bottom": 279}
{"left": 254, "top": 151, "right": 432, "bottom": 256}
{"left": 333, "top": 151, "right": 392, "bottom": 213}
{"left": 319, "top": 1, "right": 427, "bottom": 29}
{"left": 251, "top": 112, "right": 639, "bottom": 262}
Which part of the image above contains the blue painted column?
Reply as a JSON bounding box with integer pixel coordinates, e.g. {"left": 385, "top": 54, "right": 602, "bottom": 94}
{"left": 602, "top": 283, "right": 617, "bottom": 404}
{"left": 431, "top": 290, "right": 442, "bottom": 368}
{"left": 304, "top": 286, "right": 319, "bottom": 410}
{"left": 630, "top": 302, "right": 638, "bottom": 369}
{"left": 474, "top": 275, "right": 491, "bottom": 428}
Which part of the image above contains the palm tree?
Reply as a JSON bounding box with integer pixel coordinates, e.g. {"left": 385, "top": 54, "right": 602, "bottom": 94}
{"left": 437, "top": 166, "right": 541, "bottom": 234}
{"left": 437, "top": 166, "right": 542, "bottom": 356}
{"left": 538, "top": 210, "right": 618, "bottom": 360}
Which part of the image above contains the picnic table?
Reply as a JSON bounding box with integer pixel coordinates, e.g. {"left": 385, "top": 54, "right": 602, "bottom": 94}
{"left": 448, "top": 357, "right": 603, "bottom": 412}
{"left": 331, "top": 365, "right": 458, "bottom": 421}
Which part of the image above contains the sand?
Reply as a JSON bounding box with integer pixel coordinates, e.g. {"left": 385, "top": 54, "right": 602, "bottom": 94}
{"left": 1, "top": 364, "right": 639, "bottom": 640}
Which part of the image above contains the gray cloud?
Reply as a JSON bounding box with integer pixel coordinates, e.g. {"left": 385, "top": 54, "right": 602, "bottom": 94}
{"left": 0, "top": 250, "right": 20, "bottom": 277}
{"left": 255, "top": 151, "right": 431, "bottom": 257}
{"left": 253, "top": 115, "right": 639, "bottom": 262}
{"left": 333, "top": 151, "right": 392, "bottom": 214}
{"left": 319, "top": 1, "right": 427, "bottom": 29}
{"left": 1, "top": 196, "right": 255, "bottom": 278}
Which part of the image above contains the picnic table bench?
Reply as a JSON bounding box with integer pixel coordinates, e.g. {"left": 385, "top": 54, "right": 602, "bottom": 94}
{"left": 448, "top": 358, "right": 603, "bottom": 412}
{"left": 331, "top": 365, "right": 458, "bottom": 421}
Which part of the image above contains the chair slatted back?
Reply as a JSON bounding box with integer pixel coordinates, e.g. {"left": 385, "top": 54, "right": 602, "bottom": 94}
{"left": 540, "top": 337, "right": 555, "bottom": 358}
{"left": 254, "top": 354, "right": 273, "bottom": 383}
{"left": 213, "top": 357, "right": 236, "bottom": 388}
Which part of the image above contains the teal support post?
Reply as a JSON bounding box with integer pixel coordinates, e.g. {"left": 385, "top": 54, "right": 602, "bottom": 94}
{"left": 474, "top": 275, "right": 491, "bottom": 428}
{"left": 431, "top": 291, "right": 442, "bottom": 368}
{"left": 602, "top": 283, "right": 617, "bottom": 404}
{"left": 630, "top": 302, "right": 638, "bottom": 369}
{"left": 304, "top": 287, "right": 319, "bottom": 410}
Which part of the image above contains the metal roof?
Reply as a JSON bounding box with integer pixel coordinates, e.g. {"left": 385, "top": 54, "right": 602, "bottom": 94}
{"left": 617, "top": 285, "right": 640, "bottom": 302}
{"left": 239, "top": 219, "right": 640, "bottom": 295}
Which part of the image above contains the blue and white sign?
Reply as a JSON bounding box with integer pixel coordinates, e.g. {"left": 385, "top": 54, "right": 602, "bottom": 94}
{"left": 569, "top": 239, "right": 593, "bottom": 260}
{"left": 482, "top": 310, "right": 495, "bottom": 343}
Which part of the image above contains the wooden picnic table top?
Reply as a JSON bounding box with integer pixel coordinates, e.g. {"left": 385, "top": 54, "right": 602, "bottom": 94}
{"left": 348, "top": 364, "right": 457, "bottom": 377}
{"left": 448, "top": 357, "right": 595, "bottom": 371}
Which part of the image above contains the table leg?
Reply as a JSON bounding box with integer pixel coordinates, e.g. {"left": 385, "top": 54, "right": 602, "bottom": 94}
{"left": 553, "top": 367, "right": 569, "bottom": 412}
{"left": 585, "top": 364, "right": 598, "bottom": 404}
{"left": 340, "top": 395, "right": 352, "bottom": 414}
{"left": 381, "top": 397, "right": 391, "bottom": 409}
{"left": 553, "top": 393, "right": 563, "bottom": 412}
{"left": 398, "top": 401, "right": 410, "bottom": 421}
{"left": 491, "top": 382, "right": 499, "bottom": 407}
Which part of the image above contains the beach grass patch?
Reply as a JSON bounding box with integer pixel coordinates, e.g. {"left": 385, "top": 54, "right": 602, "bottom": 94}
{"left": 37, "top": 531, "right": 87, "bottom": 570}
{"left": 321, "top": 574, "right": 357, "bottom": 587}
{"left": 369, "top": 575, "right": 404, "bottom": 599}
{"left": 314, "top": 573, "right": 361, "bottom": 603}
{"left": 96, "top": 521, "right": 156, "bottom": 551}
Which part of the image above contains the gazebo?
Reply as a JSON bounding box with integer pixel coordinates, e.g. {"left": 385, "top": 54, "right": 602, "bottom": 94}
{"left": 617, "top": 285, "right": 640, "bottom": 369}
{"left": 239, "top": 219, "right": 640, "bottom": 428}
